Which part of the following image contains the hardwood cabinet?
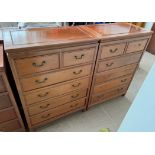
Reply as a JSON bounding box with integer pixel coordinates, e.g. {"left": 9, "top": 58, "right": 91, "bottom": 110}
{"left": 80, "top": 23, "right": 152, "bottom": 107}
{"left": 0, "top": 43, "right": 25, "bottom": 131}
{"left": 1, "top": 26, "right": 98, "bottom": 130}
{"left": 0, "top": 23, "right": 152, "bottom": 130}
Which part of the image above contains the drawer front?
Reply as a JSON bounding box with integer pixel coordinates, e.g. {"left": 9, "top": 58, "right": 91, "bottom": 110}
{"left": 25, "top": 77, "right": 89, "bottom": 105}
{"left": 0, "top": 93, "right": 12, "bottom": 110}
{"left": 126, "top": 39, "right": 148, "bottom": 53}
{"left": 21, "top": 64, "right": 92, "bottom": 92}
{"left": 15, "top": 53, "right": 59, "bottom": 76}
{"left": 91, "top": 85, "right": 128, "bottom": 104}
{"left": 0, "top": 108, "right": 17, "bottom": 123}
{"left": 93, "top": 75, "right": 132, "bottom": 94}
{"left": 28, "top": 89, "right": 87, "bottom": 116}
{"left": 63, "top": 47, "right": 95, "bottom": 67}
{"left": 30, "top": 98, "right": 86, "bottom": 125}
{"left": 0, "top": 76, "right": 6, "bottom": 93}
{"left": 98, "top": 52, "right": 142, "bottom": 72}
{"left": 0, "top": 119, "right": 21, "bottom": 132}
{"left": 95, "top": 63, "right": 137, "bottom": 84}
{"left": 100, "top": 42, "right": 126, "bottom": 59}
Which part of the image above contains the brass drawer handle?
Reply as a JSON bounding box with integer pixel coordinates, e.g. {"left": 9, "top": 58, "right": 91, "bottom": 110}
{"left": 41, "top": 113, "right": 50, "bottom": 119}
{"left": 38, "top": 92, "right": 49, "bottom": 97}
{"left": 71, "top": 94, "right": 79, "bottom": 98}
{"left": 70, "top": 103, "right": 79, "bottom": 108}
{"left": 97, "top": 94, "right": 105, "bottom": 99}
{"left": 73, "top": 70, "right": 82, "bottom": 75}
{"left": 40, "top": 104, "right": 50, "bottom": 109}
{"left": 32, "top": 61, "right": 46, "bottom": 67}
{"left": 35, "top": 77, "right": 48, "bottom": 84}
{"left": 74, "top": 54, "right": 85, "bottom": 59}
{"left": 121, "top": 79, "right": 127, "bottom": 83}
{"left": 117, "top": 88, "right": 124, "bottom": 91}
{"left": 106, "top": 62, "right": 114, "bottom": 67}
{"left": 72, "top": 83, "right": 81, "bottom": 87}
{"left": 109, "top": 48, "right": 118, "bottom": 53}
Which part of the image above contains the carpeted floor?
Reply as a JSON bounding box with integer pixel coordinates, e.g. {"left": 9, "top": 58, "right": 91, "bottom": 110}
{"left": 37, "top": 51, "right": 155, "bottom": 132}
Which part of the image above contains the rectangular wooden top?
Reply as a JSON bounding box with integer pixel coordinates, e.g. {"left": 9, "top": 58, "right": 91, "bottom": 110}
{"left": 1, "top": 26, "right": 98, "bottom": 51}
{"left": 1, "top": 23, "right": 153, "bottom": 52}
{"left": 80, "top": 22, "right": 153, "bottom": 41}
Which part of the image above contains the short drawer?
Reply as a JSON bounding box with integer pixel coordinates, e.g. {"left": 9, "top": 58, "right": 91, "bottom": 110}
{"left": 0, "top": 76, "right": 6, "bottom": 93}
{"left": 28, "top": 89, "right": 87, "bottom": 116}
{"left": 126, "top": 39, "right": 148, "bottom": 53}
{"left": 98, "top": 52, "right": 142, "bottom": 72}
{"left": 91, "top": 85, "right": 128, "bottom": 104}
{"left": 63, "top": 47, "right": 95, "bottom": 67}
{"left": 100, "top": 42, "right": 126, "bottom": 59}
{"left": 0, "top": 93, "right": 12, "bottom": 110}
{"left": 93, "top": 75, "right": 132, "bottom": 94}
{"left": 0, "top": 108, "right": 17, "bottom": 123}
{"left": 30, "top": 98, "right": 86, "bottom": 125}
{"left": 15, "top": 53, "right": 59, "bottom": 76}
{"left": 24, "top": 77, "right": 89, "bottom": 105}
{"left": 0, "top": 119, "right": 21, "bottom": 132}
{"left": 21, "top": 64, "right": 92, "bottom": 91}
{"left": 95, "top": 63, "right": 137, "bottom": 84}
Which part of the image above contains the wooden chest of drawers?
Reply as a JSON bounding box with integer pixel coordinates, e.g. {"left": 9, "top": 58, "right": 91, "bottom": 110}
{"left": 1, "top": 27, "right": 98, "bottom": 129}
{"left": 1, "top": 23, "right": 153, "bottom": 130}
{"left": 0, "top": 43, "right": 25, "bottom": 131}
{"left": 81, "top": 23, "right": 152, "bottom": 107}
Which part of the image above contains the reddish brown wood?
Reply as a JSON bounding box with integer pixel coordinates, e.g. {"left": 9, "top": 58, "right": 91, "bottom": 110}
{"left": 0, "top": 23, "right": 152, "bottom": 130}
{"left": 0, "top": 43, "right": 25, "bottom": 131}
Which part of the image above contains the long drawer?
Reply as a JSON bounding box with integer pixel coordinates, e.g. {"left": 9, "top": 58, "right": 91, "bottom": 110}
{"left": 97, "top": 52, "right": 142, "bottom": 72}
{"left": 0, "top": 108, "right": 17, "bottom": 123}
{"left": 95, "top": 63, "right": 137, "bottom": 84}
{"left": 0, "top": 92, "right": 12, "bottom": 110}
{"left": 21, "top": 64, "right": 92, "bottom": 91}
{"left": 0, "top": 75, "right": 6, "bottom": 93}
{"left": 28, "top": 89, "right": 87, "bottom": 116}
{"left": 15, "top": 53, "right": 60, "bottom": 76}
{"left": 93, "top": 75, "right": 132, "bottom": 94}
{"left": 0, "top": 119, "right": 22, "bottom": 132}
{"left": 30, "top": 98, "right": 86, "bottom": 125}
{"left": 63, "top": 47, "right": 95, "bottom": 67}
{"left": 91, "top": 85, "right": 128, "bottom": 105}
{"left": 24, "top": 77, "right": 89, "bottom": 105}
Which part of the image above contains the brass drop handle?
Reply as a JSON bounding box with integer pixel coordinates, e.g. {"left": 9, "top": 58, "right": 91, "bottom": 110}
{"left": 72, "top": 83, "right": 81, "bottom": 87}
{"left": 35, "top": 77, "right": 48, "bottom": 84}
{"left": 71, "top": 94, "right": 79, "bottom": 98}
{"left": 117, "top": 88, "right": 124, "bottom": 91}
{"left": 73, "top": 70, "right": 82, "bottom": 75}
{"left": 41, "top": 113, "right": 50, "bottom": 118}
{"left": 40, "top": 104, "right": 50, "bottom": 109}
{"left": 106, "top": 62, "right": 114, "bottom": 67}
{"left": 38, "top": 92, "right": 49, "bottom": 97}
{"left": 121, "top": 79, "right": 127, "bottom": 83}
{"left": 74, "top": 54, "right": 85, "bottom": 59}
{"left": 109, "top": 48, "right": 118, "bottom": 53}
{"left": 70, "top": 103, "right": 79, "bottom": 108}
{"left": 97, "top": 94, "right": 105, "bottom": 99}
{"left": 32, "top": 61, "right": 46, "bottom": 67}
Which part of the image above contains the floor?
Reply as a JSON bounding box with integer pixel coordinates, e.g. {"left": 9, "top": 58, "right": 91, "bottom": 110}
{"left": 37, "top": 52, "right": 155, "bottom": 132}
